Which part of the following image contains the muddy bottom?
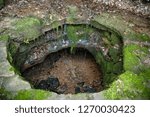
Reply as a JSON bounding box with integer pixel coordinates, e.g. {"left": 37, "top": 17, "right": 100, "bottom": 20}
{"left": 22, "top": 48, "right": 103, "bottom": 94}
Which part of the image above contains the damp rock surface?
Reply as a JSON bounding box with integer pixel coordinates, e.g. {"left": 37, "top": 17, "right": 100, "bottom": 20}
{"left": 23, "top": 48, "right": 103, "bottom": 94}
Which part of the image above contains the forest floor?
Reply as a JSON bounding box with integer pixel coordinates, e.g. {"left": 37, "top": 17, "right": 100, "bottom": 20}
{"left": 0, "top": 0, "right": 150, "bottom": 35}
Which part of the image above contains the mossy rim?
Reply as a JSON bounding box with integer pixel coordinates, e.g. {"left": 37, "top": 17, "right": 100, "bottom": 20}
{"left": 1, "top": 14, "right": 149, "bottom": 99}
{"left": 7, "top": 19, "right": 123, "bottom": 95}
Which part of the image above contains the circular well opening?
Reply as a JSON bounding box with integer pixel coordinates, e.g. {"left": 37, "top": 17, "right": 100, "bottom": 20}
{"left": 8, "top": 22, "right": 123, "bottom": 95}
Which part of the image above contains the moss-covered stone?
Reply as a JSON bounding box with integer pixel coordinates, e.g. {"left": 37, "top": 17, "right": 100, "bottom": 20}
{"left": 13, "top": 17, "right": 42, "bottom": 43}
{"left": 5, "top": 16, "right": 124, "bottom": 99}
{"left": 0, "top": 88, "right": 11, "bottom": 100}
{"left": 67, "top": 26, "right": 79, "bottom": 42}
{"left": 93, "top": 13, "right": 150, "bottom": 43}
{"left": 0, "top": 34, "right": 9, "bottom": 41}
{"left": 66, "top": 25, "right": 95, "bottom": 53}
{"left": 14, "top": 89, "right": 51, "bottom": 100}
{"left": 126, "top": 32, "right": 150, "bottom": 42}
{"left": 104, "top": 70, "right": 150, "bottom": 99}
{"left": 7, "top": 41, "right": 20, "bottom": 59}
{"left": 50, "top": 20, "right": 61, "bottom": 29}
{"left": 93, "top": 13, "right": 130, "bottom": 35}
{"left": 110, "top": 33, "right": 121, "bottom": 45}
{"left": 1, "top": 75, "right": 31, "bottom": 92}
{"left": 124, "top": 44, "right": 149, "bottom": 73}
{"left": 108, "top": 48, "right": 120, "bottom": 62}
{"left": 95, "top": 50, "right": 123, "bottom": 87}
{"left": 67, "top": 5, "right": 79, "bottom": 23}
{"left": 0, "top": 42, "right": 15, "bottom": 77}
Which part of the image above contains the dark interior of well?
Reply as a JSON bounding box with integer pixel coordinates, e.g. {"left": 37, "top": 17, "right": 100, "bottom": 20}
{"left": 22, "top": 48, "right": 103, "bottom": 94}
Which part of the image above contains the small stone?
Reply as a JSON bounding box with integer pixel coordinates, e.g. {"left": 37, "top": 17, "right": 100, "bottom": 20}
{"left": 75, "top": 86, "right": 81, "bottom": 94}
{"left": 47, "top": 76, "right": 60, "bottom": 90}
{"left": 36, "top": 80, "right": 48, "bottom": 90}
{"left": 83, "top": 85, "right": 96, "bottom": 93}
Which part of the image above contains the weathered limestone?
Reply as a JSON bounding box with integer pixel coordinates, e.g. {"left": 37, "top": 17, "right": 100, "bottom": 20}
{"left": 0, "top": 42, "right": 15, "bottom": 78}
{"left": 1, "top": 75, "right": 31, "bottom": 93}
{"left": 47, "top": 91, "right": 105, "bottom": 100}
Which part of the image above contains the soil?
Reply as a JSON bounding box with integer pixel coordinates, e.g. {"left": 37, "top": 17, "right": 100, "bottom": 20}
{"left": 22, "top": 48, "right": 103, "bottom": 94}
{"left": 0, "top": 0, "right": 149, "bottom": 35}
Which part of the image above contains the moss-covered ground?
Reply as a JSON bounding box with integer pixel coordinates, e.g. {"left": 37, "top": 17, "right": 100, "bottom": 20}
{"left": 14, "top": 89, "right": 51, "bottom": 100}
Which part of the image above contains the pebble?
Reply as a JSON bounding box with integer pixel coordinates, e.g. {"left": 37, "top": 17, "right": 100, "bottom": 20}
{"left": 75, "top": 86, "right": 81, "bottom": 94}
{"left": 47, "top": 76, "right": 60, "bottom": 90}
{"left": 36, "top": 80, "right": 48, "bottom": 90}
{"left": 36, "top": 76, "right": 60, "bottom": 91}
{"left": 83, "top": 85, "right": 96, "bottom": 93}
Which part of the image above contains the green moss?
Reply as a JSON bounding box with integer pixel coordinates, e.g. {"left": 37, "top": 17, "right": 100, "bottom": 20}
{"left": 92, "top": 12, "right": 150, "bottom": 45}
{"left": 14, "top": 89, "right": 51, "bottom": 100}
{"left": 8, "top": 41, "right": 19, "bottom": 58}
{"left": 66, "top": 26, "right": 78, "bottom": 53}
{"left": 67, "top": 26, "right": 77, "bottom": 40}
{"left": 95, "top": 52, "right": 105, "bottom": 66}
{"left": 0, "top": 88, "right": 9, "bottom": 100}
{"left": 0, "top": 0, "right": 3, "bottom": 4}
{"left": 7, "top": 51, "right": 13, "bottom": 64}
{"left": 7, "top": 41, "right": 21, "bottom": 74}
{"left": 67, "top": 6, "right": 78, "bottom": 23}
{"left": 127, "top": 32, "right": 150, "bottom": 42}
{"left": 51, "top": 20, "right": 61, "bottom": 29}
{"left": 13, "top": 17, "right": 42, "bottom": 43}
{"left": 0, "top": 34, "right": 9, "bottom": 41}
{"left": 94, "top": 13, "right": 129, "bottom": 34}
{"left": 104, "top": 71, "right": 150, "bottom": 99}
{"left": 93, "top": 50, "right": 106, "bottom": 81}
{"left": 95, "top": 50, "right": 123, "bottom": 87}
{"left": 95, "top": 29, "right": 123, "bottom": 86}
{"left": 105, "top": 62, "right": 114, "bottom": 73}
{"left": 0, "top": 0, "right": 4, "bottom": 9}
{"left": 93, "top": 13, "right": 150, "bottom": 42}
{"left": 113, "top": 62, "right": 123, "bottom": 74}
{"left": 9, "top": 66, "right": 21, "bottom": 76}
{"left": 66, "top": 25, "right": 94, "bottom": 53}
{"left": 109, "top": 48, "right": 120, "bottom": 62}
{"left": 110, "top": 33, "right": 122, "bottom": 45}
{"left": 103, "top": 74, "right": 118, "bottom": 87}
{"left": 0, "top": 88, "right": 14, "bottom": 100}
{"left": 124, "top": 44, "right": 149, "bottom": 73}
